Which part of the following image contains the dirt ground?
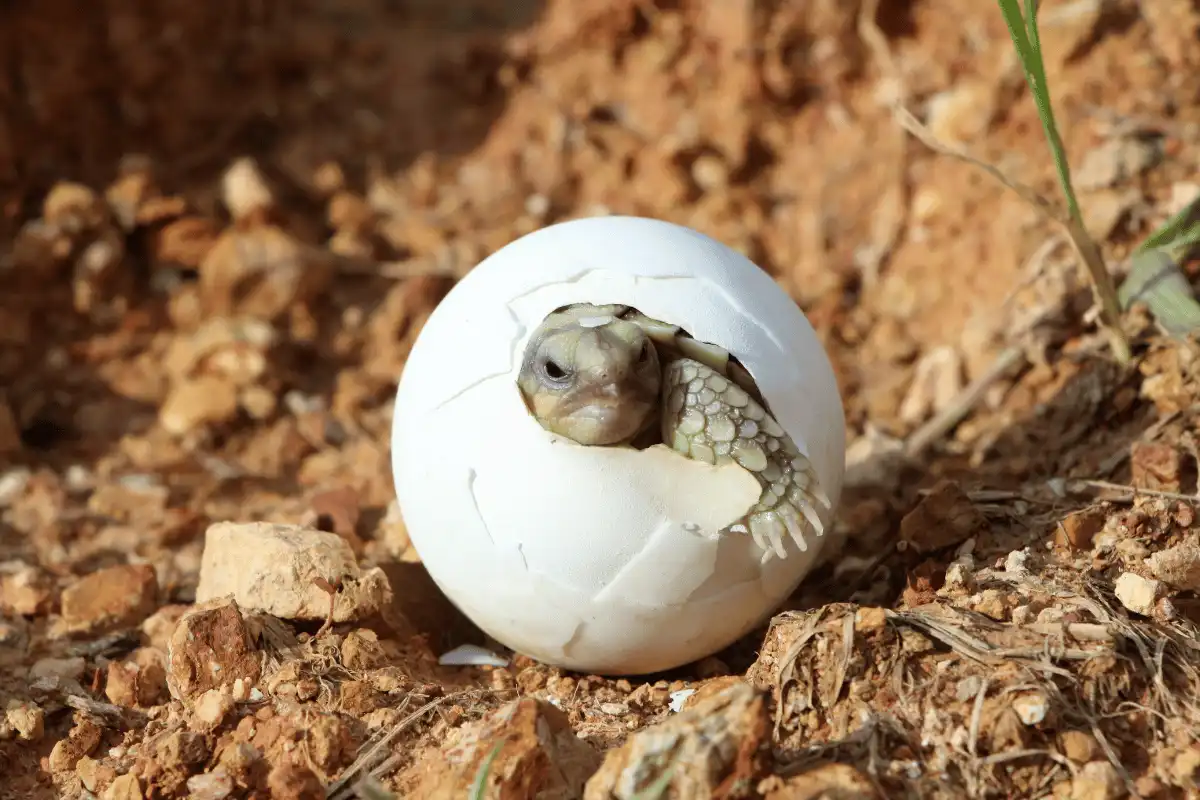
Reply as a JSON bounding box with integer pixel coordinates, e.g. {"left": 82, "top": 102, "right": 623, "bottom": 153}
{"left": 2, "top": 0, "right": 1200, "bottom": 798}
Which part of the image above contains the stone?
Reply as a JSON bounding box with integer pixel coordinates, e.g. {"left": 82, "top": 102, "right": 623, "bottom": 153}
{"left": 159, "top": 375, "right": 239, "bottom": 435}
{"left": 266, "top": 763, "right": 325, "bottom": 800}
{"left": 105, "top": 649, "right": 168, "bottom": 708}
{"left": 60, "top": 564, "right": 158, "bottom": 635}
{"left": 1114, "top": 572, "right": 1162, "bottom": 617}
{"left": 405, "top": 698, "right": 601, "bottom": 799}
{"left": 192, "top": 689, "right": 235, "bottom": 732}
{"left": 104, "top": 774, "right": 144, "bottom": 800}
{"left": 340, "top": 628, "right": 388, "bottom": 671}
{"left": 1170, "top": 745, "right": 1200, "bottom": 789}
{"left": 1075, "top": 136, "right": 1162, "bottom": 191}
{"left": 1070, "top": 760, "right": 1125, "bottom": 800}
{"left": 1058, "top": 730, "right": 1099, "bottom": 764}
{"left": 899, "top": 479, "right": 985, "bottom": 553}
{"left": 199, "top": 225, "right": 330, "bottom": 321}
{"left": 1130, "top": 441, "right": 1185, "bottom": 492}
{"left": 76, "top": 755, "right": 117, "bottom": 794}
{"left": 0, "top": 566, "right": 56, "bottom": 616}
{"left": 185, "top": 770, "right": 235, "bottom": 800}
{"left": 1146, "top": 544, "right": 1200, "bottom": 592}
{"left": 136, "top": 730, "right": 210, "bottom": 797}
{"left": 1055, "top": 508, "right": 1106, "bottom": 551}
{"left": 166, "top": 598, "right": 262, "bottom": 703}
{"left": 4, "top": 701, "right": 44, "bottom": 741}
{"left": 48, "top": 718, "right": 103, "bottom": 772}
{"left": 304, "top": 713, "right": 358, "bottom": 777}
{"left": 195, "top": 522, "right": 391, "bottom": 623}
{"left": 30, "top": 656, "right": 86, "bottom": 683}
{"left": 762, "top": 763, "right": 878, "bottom": 799}
{"left": 584, "top": 682, "right": 768, "bottom": 799}
{"left": 1012, "top": 691, "right": 1049, "bottom": 726}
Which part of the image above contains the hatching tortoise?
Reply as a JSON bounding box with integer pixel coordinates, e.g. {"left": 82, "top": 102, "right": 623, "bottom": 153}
{"left": 517, "top": 303, "right": 831, "bottom": 563}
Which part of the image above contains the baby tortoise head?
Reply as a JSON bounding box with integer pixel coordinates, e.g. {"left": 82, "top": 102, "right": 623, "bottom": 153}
{"left": 518, "top": 304, "right": 661, "bottom": 445}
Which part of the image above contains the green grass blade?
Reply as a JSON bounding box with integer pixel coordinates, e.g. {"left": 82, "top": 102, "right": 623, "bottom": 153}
{"left": 468, "top": 741, "right": 505, "bottom": 800}
{"left": 1024, "top": 0, "right": 1042, "bottom": 56}
{"left": 1118, "top": 249, "right": 1200, "bottom": 336}
{"left": 996, "top": 0, "right": 1083, "bottom": 224}
{"left": 1136, "top": 194, "right": 1200, "bottom": 255}
{"left": 1119, "top": 192, "right": 1200, "bottom": 337}
{"left": 629, "top": 766, "right": 677, "bottom": 800}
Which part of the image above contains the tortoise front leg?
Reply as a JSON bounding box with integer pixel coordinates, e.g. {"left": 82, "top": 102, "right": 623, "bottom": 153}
{"left": 660, "top": 358, "right": 831, "bottom": 562}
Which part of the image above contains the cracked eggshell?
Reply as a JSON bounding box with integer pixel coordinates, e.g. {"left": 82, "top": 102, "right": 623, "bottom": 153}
{"left": 391, "top": 216, "right": 845, "bottom": 675}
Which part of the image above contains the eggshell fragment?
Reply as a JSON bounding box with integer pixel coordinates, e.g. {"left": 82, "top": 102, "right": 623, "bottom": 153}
{"left": 391, "top": 216, "right": 845, "bottom": 675}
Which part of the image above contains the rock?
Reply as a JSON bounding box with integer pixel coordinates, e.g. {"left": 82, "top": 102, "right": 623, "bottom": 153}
{"left": 341, "top": 628, "right": 388, "bottom": 671}
{"left": 762, "top": 763, "right": 878, "bottom": 799}
{"left": 105, "top": 648, "right": 168, "bottom": 708}
{"left": 222, "top": 158, "right": 275, "bottom": 221}
{"left": 584, "top": 682, "right": 768, "bottom": 799}
{"left": 924, "top": 81, "right": 997, "bottom": 146}
{"left": 142, "top": 604, "right": 189, "bottom": 651}
{"left": 48, "top": 718, "right": 103, "bottom": 772}
{"left": 186, "top": 770, "right": 235, "bottom": 800}
{"left": 1012, "top": 691, "right": 1048, "bottom": 725}
{"left": 192, "top": 689, "right": 235, "bottom": 732}
{"left": 973, "top": 588, "right": 1016, "bottom": 622}
{"left": 0, "top": 566, "right": 57, "bottom": 615}
{"left": 163, "top": 317, "right": 276, "bottom": 385}
{"left": 195, "top": 522, "right": 392, "bottom": 623}
{"left": 0, "top": 468, "right": 31, "bottom": 507}
{"left": 60, "top": 563, "right": 158, "bottom": 635}
{"left": 4, "top": 701, "right": 44, "bottom": 741}
{"left": 166, "top": 598, "right": 262, "bottom": 703}
{"left": 199, "top": 225, "right": 330, "bottom": 320}
{"left": 104, "top": 774, "right": 144, "bottom": 800}
{"left": 304, "top": 713, "right": 358, "bottom": 777}
{"left": 87, "top": 482, "right": 169, "bottom": 527}
{"left": 1070, "top": 760, "right": 1126, "bottom": 800}
{"left": 1059, "top": 730, "right": 1099, "bottom": 764}
{"left": 1114, "top": 572, "right": 1162, "bottom": 617}
{"left": 1146, "top": 543, "right": 1200, "bottom": 592}
{"left": 76, "top": 754, "right": 117, "bottom": 793}
{"left": 159, "top": 375, "right": 240, "bottom": 436}
{"left": 405, "top": 698, "right": 601, "bottom": 799}
{"left": 266, "top": 763, "right": 324, "bottom": 800}
{"left": 1075, "top": 136, "right": 1162, "bottom": 191}
{"left": 1170, "top": 745, "right": 1200, "bottom": 789}
{"left": 1055, "top": 508, "right": 1106, "bottom": 551}
{"left": 1081, "top": 188, "right": 1140, "bottom": 242}
{"left": 43, "top": 181, "right": 106, "bottom": 228}
{"left": 212, "top": 745, "right": 262, "bottom": 795}
{"left": 30, "top": 656, "right": 86, "bottom": 683}
{"left": 136, "top": 730, "right": 210, "bottom": 797}
{"left": 1133, "top": 775, "right": 1165, "bottom": 797}
{"left": 150, "top": 216, "right": 221, "bottom": 270}
{"left": 1130, "top": 441, "right": 1185, "bottom": 492}
{"left": 899, "top": 479, "right": 985, "bottom": 553}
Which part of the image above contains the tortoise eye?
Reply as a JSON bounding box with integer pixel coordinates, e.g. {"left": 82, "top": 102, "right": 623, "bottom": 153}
{"left": 539, "top": 357, "right": 571, "bottom": 384}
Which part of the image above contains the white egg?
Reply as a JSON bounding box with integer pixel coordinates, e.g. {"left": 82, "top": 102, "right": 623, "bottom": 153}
{"left": 391, "top": 216, "right": 845, "bottom": 675}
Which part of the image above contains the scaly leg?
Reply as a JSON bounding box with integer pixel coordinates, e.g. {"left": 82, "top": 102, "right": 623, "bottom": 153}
{"left": 661, "top": 358, "right": 831, "bottom": 563}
